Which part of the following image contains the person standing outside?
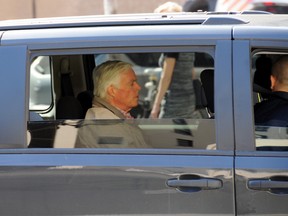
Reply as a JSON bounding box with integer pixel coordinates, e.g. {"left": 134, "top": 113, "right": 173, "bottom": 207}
{"left": 150, "top": 2, "right": 197, "bottom": 118}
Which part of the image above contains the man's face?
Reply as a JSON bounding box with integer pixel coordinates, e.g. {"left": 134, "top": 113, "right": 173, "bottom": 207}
{"left": 110, "top": 68, "right": 141, "bottom": 112}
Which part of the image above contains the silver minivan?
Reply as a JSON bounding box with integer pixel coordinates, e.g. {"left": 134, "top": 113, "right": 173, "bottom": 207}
{"left": 0, "top": 12, "right": 287, "bottom": 215}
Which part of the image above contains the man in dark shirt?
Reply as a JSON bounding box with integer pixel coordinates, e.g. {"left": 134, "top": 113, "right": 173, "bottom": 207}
{"left": 254, "top": 55, "right": 288, "bottom": 127}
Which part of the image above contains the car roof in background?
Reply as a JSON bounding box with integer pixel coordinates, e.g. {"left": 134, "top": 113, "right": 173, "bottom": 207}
{"left": 0, "top": 11, "right": 288, "bottom": 31}
{"left": 253, "top": 0, "right": 288, "bottom": 4}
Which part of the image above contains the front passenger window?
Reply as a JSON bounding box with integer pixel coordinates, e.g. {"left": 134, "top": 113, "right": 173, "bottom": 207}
{"left": 253, "top": 52, "right": 288, "bottom": 151}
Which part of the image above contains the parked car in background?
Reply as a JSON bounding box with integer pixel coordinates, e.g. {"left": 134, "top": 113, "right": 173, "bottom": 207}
{"left": 215, "top": 0, "right": 288, "bottom": 13}
{"left": 0, "top": 11, "right": 287, "bottom": 215}
{"left": 252, "top": 0, "right": 288, "bottom": 13}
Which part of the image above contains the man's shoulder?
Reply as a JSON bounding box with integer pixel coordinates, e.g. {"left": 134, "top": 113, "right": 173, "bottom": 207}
{"left": 273, "top": 91, "right": 288, "bottom": 101}
{"left": 255, "top": 92, "right": 288, "bottom": 109}
{"left": 85, "top": 107, "right": 119, "bottom": 119}
{"left": 254, "top": 92, "right": 288, "bottom": 126}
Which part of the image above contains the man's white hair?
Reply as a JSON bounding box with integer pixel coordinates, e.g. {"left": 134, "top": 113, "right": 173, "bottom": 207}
{"left": 93, "top": 60, "right": 132, "bottom": 99}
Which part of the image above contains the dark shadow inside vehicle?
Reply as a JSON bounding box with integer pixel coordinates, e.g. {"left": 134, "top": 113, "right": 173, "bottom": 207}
{"left": 200, "top": 69, "right": 214, "bottom": 118}
{"left": 27, "top": 121, "right": 58, "bottom": 148}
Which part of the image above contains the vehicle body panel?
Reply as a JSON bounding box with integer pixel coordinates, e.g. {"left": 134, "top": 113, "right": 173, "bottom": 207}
{"left": 0, "top": 45, "right": 27, "bottom": 148}
{"left": 1, "top": 25, "right": 232, "bottom": 49}
{"left": 0, "top": 14, "right": 236, "bottom": 215}
{"left": 233, "top": 31, "right": 288, "bottom": 215}
{"left": 0, "top": 154, "right": 234, "bottom": 215}
{"left": 235, "top": 156, "right": 288, "bottom": 215}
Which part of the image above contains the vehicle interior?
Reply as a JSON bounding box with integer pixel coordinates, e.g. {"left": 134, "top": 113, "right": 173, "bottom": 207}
{"left": 28, "top": 51, "right": 216, "bottom": 149}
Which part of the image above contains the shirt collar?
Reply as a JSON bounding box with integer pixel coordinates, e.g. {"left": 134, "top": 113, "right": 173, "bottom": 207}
{"left": 116, "top": 108, "right": 134, "bottom": 119}
{"left": 92, "top": 96, "right": 134, "bottom": 119}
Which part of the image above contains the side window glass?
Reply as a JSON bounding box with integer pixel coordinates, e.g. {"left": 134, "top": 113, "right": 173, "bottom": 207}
{"left": 28, "top": 52, "right": 216, "bottom": 150}
{"left": 253, "top": 52, "right": 288, "bottom": 151}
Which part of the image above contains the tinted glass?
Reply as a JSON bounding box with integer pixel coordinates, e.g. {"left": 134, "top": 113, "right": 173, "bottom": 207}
{"left": 28, "top": 52, "right": 216, "bottom": 150}
{"left": 253, "top": 52, "right": 288, "bottom": 151}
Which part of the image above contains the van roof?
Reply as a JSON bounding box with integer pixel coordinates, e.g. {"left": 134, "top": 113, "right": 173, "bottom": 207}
{"left": 0, "top": 11, "right": 287, "bottom": 30}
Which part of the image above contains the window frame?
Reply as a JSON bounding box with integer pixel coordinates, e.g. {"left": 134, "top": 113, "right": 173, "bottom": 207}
{"left": 24, "top": 43, "right": 235, "bottom": 154}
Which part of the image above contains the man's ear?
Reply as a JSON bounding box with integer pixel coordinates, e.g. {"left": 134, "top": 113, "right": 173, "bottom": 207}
{"left": 270, "top": 75, "right": 276, "bottom": 90}
{"left": 107, "top": 85, "right": 116, "bottom": 97}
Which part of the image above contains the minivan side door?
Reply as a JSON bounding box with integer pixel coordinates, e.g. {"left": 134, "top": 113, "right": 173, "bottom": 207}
{"left": 0, "top": 24, "right": 236, "bottom": 215}
{"left": 233, "top": 28, "right": 288, "bottom": 215}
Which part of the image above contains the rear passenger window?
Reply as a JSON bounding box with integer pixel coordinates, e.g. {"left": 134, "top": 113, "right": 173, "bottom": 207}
{"left": 253, "top": 51, "right": 288, "bottom": 151}
{"left": 28, "top": 51, "right": 216, "bottom": 150}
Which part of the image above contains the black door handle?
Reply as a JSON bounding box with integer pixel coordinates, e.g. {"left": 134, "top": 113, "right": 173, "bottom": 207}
{"left": 248, "top": 180, "right": 288, "bottom": 190}
{"left": 248, "top": 176, "right": 288, "bottom": 195}
{"left": 166, "top": 174, "right": 222, "bottom": 192}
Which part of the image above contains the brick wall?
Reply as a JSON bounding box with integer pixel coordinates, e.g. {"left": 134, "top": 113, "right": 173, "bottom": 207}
{"left": 0, "top": 0, "right": 187, "bottom": 20}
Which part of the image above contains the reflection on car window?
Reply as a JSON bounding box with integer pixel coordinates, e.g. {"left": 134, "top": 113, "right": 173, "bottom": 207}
{"left": 255, "top": 126, "right": 288, "bottom": 151}
{"left": 28, "top": 119, "right": 216, "bottom": 149}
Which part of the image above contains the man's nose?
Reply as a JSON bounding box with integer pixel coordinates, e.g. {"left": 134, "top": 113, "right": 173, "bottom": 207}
{"left": 135, "top": 82, "right": 141, "bottom": 90}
